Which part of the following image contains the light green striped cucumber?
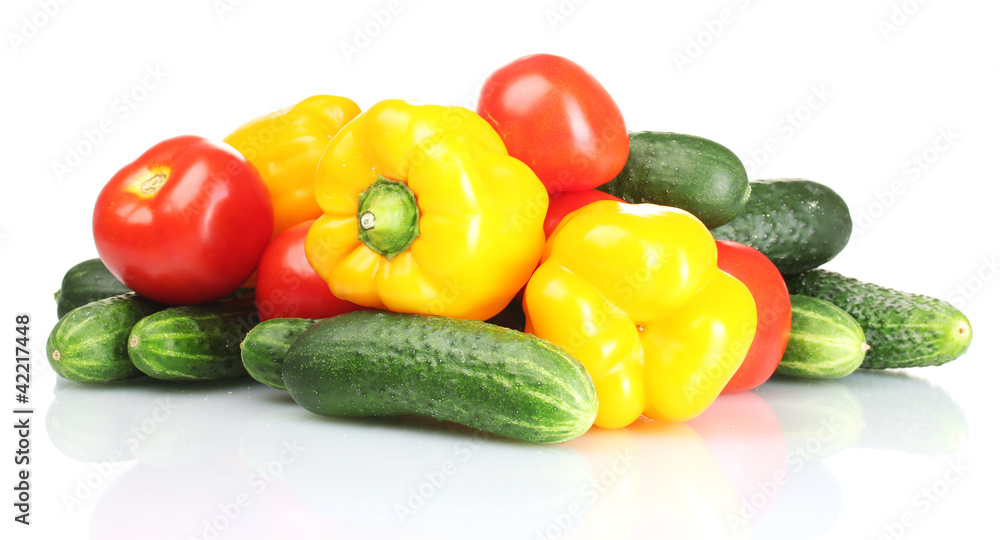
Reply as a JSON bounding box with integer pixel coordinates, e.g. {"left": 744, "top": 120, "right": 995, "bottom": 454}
{"left": 46, "top": 293, "right": 165, "bottom": 383}
{"left": 240, "top": 317, "right": 320, "bottom": 390}
{"left": 128, "top": 295, "right": 258, "bottom": 381}
{"left": 776, "top": 295, "right": 869, "bottom": 379}
{"left": 282, "top": 310, "right": 598, "bottom": 444}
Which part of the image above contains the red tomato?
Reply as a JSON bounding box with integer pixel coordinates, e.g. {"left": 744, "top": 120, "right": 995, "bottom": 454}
{"left": 717, "top": 240, "right": 792, "bottom": 393}
{"left": 93, "top": 135, "right": 273, "bottom": 305}
{"left": 255, "top": 220, "right": 364, "bottom": 321}
{"left": 477, "top": 54, "right": 629, "bottom": 193}
{"left": 544, "top": 190, "right": 624, "bottom": 238}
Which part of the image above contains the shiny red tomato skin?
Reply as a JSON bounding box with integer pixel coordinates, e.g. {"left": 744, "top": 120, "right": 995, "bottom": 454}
{"left": 544, "top": 190, "right": 624, "bottom": 238}
{"left": 93, "top": 135, "right": 273, "bottom": 305}
{"left": 717, "top": 240, "right": 792, "bottom": 393}
{"left": 477, "top": 54, "right": 629, "bottom": 193}
{"left": 255, "top": 220, "right": 364, "bottom": 321}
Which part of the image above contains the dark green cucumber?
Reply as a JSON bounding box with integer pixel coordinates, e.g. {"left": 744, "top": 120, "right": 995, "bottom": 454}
{"left": 282, "top": 310, "right": 598, "bottom": 444}
{"left": 777, "top": 295, "right": 868, "bottom": 378}
{"left": 241, "top": 318, "right": 320, "bottom": 390}
{"left": 46, "top": 293, "right": 165, "bottom": 383}
{"left": 597, "top": 131, "right": 750, "bottom": 229}
{"left": 712, "top": 179, "right": 852, "bottom": 274}
{"left": 55, "top": 258, "right": 131, "bottom": 318}
{"left": 785, "top": 270, "right": 972, "bottom": 369}
{"left": 128, "top": 295, "right": 259, "bottom": 381}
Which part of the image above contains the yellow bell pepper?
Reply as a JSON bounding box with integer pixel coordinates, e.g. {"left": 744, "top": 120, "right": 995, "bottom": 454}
{"left": 224, "top": 95, "right": 361, "bottom": 237}
{"left": 523, "top": 200, "right": 757, "bottom": 429}
{"left": 304, "top": 99, "right": 548, "bottom": 320}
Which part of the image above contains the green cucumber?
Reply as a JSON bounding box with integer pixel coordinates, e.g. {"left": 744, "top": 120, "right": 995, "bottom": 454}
{"left": 777, "top": 295, "right": 869, "bottom": 378}
{"left": 128, "top": 295, "right": 259, "bottom": 381}
{"left": 785, "top": 270, "right": 973, "bottom": 369}
{"left": 46, "top": 293, "right": 165, "bottom": 383}
{"left": 241, "top": 318, "right": 320, "bottom": 390}
{"left": 282, "top": 310, "right": 598, "bottom": 444}
{"left": 712, "top": 179, "right": 852, "bottom": 274}
{"left": 55, "top": 258, "right": 131, "bottom": 318}
{"left": 597, "top": 131, "right": 750, "bottom": 229}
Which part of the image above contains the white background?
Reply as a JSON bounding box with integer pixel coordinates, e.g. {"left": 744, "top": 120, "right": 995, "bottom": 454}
{"left": 2, "top": 0, "right": 999, "bottom": 538}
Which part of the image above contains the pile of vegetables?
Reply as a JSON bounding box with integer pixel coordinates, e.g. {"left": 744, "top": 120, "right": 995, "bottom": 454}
{"left": 47, "top": 54, "right": 973, "bottom": 444}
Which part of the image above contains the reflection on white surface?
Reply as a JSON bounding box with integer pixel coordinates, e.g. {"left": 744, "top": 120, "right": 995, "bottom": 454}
{"left": 43, "top": 369, "right": 967, "bottom": 540}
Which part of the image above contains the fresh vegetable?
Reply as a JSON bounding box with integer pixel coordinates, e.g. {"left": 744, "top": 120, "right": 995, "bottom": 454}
{"left": 523, "top": 200, "right": 757, "bottom": 428}
{"left": 240, "top": 317, "right": 319, "bottom": 390}
{"left": 55, "top": 258, "right": 131, "bottom": 318}
{"left": 305, "top": 99, "right": 548, "bottom": 321}
{"left": 93, "top": 135, "right": 274, "bottom": 305}
{"left": 255, "top": 220, "right": 364, "bottom": 321}
{"left": 224, "top": 95, "right": 361, "bottom": 237}
{"left": 598, "top": 132, "right": 750, "bottom": 229}
{"left": 46, "top": 293, "right": 165, "bottom": 383}
{"left": 776, "top": 295, "right": 868, "bottom": 379}
{"left": 282, "top": 310, "right": 598, "bottom": 444}
{"left": 477, "top": 54, "right": 629, "bottom": 193}
{"left": 127, "top": 294, "right": 258, "bottom": 381}
{"left": 716, "top": 241, "right": 792, "bottom": 393}
{"left": 785, "top": 270, "right": 973, "bottom": 369}
{"left": 712, "top": 179, "right": 852, "bottom": 274}
{"left": 543, "top": 189, "right": 624, "bottom": 238}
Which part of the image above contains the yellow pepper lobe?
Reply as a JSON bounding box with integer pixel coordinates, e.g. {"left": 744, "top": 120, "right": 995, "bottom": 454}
{"left": 640, "top": 269, "right": 757, "bottom": 423}
{"left": 356, "top": 175, "right": 420, "bottom": 260}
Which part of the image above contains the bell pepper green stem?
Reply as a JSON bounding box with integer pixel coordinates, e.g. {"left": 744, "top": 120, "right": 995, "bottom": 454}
{"left": 357, "top": 175, "right": 420, "bottom": 260}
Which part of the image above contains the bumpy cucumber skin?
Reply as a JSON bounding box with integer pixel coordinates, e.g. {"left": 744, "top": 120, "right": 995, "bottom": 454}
{"left": 785, "top": 270, "right": 973, "bottom": 369}
{"left": 240, "top": 318, "right": 319, "bottom": 390}
{"left": 46, "top": 293, "right": 165, "bottom": 383}
{"left": 597, "top": 131, "right": 750, "bottom": 229}
{"left": 55, "top": 258, "right": 131, "bottom": 319}
{"left": 712, "top": 179, "right": 852, "bottom": 274}
{"left": 282, "top": 310, "right": 598, "bottom": 444}
{"left": 128, "top": 295, "right": 258, "bottom": 381}
{"left": 777, "top": 295, "right": 868, "bottom": 378}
